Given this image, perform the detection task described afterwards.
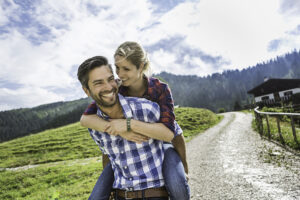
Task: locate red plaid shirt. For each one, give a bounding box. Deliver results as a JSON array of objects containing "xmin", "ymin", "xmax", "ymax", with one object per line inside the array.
[{"xmin": 83, "ymin": 77, "xmax": 176, "ymax": 134}]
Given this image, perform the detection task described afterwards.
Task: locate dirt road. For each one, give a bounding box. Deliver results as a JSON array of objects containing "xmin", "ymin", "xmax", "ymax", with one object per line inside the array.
[{"xmin": 187, "ymin": 112, "xmax": 300, "ymax": 200}]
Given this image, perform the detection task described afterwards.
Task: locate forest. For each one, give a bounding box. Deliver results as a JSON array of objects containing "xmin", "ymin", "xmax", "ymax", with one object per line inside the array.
[
  {"xmin": 159, "ymin": 50, "xmax": 300, "ymax": 112},
  {"xmin": 1, "ymin": 50, "xmax": 300, "ymax": 142}
]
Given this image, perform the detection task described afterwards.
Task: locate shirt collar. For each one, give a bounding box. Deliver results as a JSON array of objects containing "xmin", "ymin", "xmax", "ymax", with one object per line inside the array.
[{"xmin": 118, "ymin": 94, "xmax": 133, "ymax": 118}]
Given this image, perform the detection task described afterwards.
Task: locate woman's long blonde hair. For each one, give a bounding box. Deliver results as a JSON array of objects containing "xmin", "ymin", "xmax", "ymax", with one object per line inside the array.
[{"xmin": 114, "ymin": 41, "xmax": 152, "ymax": 76}]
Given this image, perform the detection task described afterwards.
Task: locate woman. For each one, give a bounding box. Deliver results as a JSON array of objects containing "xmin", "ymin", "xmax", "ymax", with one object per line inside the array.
[{"xmin": 81, "ymin": 41, "xmax": 190, "ymax": 200}]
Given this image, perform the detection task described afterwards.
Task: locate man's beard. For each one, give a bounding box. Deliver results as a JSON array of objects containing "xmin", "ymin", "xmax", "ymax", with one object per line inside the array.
[{"xmin": 90, "ymin": 88, "xmax": 118, "ymax": 108}]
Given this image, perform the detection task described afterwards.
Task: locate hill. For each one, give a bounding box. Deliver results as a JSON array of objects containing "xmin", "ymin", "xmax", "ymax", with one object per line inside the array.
[
  {"xmin": 157, "ymin": 50, "xmax": 300, "ymax": 112},
  {"xmin": 0, "ymin": 98, "xmax": 92, "ymax": 142},
  {"xmin": 1, "ymin": 50, "xmax": 300, "ymax": 142},
  {"xmin": 0, "ymin": 107, "xmax": 222, "ymax": 199}
]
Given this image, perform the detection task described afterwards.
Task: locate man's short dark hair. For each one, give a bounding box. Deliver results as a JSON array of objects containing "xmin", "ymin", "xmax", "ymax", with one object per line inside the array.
[{"xmin": 77, "ymin": 56, "xmax": 113, "ymax": 89}]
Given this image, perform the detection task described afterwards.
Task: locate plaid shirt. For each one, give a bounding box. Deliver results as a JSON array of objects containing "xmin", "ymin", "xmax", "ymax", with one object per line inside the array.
[
  {"xmin": 89, "ymin": 94, "xmax": 165, "ymax": 191},
  {"xmin": 84, "ymin": 77, "xmax": 182, "ymax": 137}
]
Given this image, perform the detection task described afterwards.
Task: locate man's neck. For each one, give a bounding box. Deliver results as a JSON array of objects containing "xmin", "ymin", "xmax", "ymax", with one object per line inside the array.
[{"xmin": 97, "ymin": 101, "xmax": 123, "ymax": 119}]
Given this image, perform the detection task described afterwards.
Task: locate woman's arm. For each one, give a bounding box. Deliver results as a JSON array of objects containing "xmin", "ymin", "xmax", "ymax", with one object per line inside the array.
[
  {"xmin": 80, "ymin": 115, "xmax": 150, "ymax": 143},
  {"xmin": 131, "ymin": 120, "xmax": 173, "ymax": 142},
  {"xmin": 156, "ymin": 80, "xmax": 189, "ymax": 173},
  {"xmin": 106, "ymin": 119, "xmax": 173, "ymax": 142},
  {"xmin": 172, "ymin": 134, "xmax": 188, "ymax": 174},
  {"xmin": 80, "ymin": 114, "xmax": 109, "ymax": 132}
]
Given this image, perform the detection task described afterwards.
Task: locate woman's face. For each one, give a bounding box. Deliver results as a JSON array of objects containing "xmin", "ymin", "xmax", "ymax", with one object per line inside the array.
[{"xmin": 114, "ymin": 55, "xmax": 143, "ymax": 87}]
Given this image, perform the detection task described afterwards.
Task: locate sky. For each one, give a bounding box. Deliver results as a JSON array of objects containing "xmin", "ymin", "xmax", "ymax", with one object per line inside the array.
[{"xmin": 0, "ymin": 0, "xmax": 300, "ymax": 111}]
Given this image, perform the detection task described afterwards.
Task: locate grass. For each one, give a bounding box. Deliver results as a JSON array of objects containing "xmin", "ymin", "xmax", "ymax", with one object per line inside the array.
[
  {"xmin": 0, "ymin": 158, "xmax": 102, "ymax": 200},
  {"xmin": 0, "ymin": 107, "xmax": 222, "ymax": 200},
  {"xmin": 252, "ymin": 114, "xmax": 300, "ymax": 150},
  {"xmin": 175, "ymin": 107, "xmax": 223, "ymax": 141},
  {"xmin": 0, "ymin": 123, "xmax": 99, "ymax": 168}
]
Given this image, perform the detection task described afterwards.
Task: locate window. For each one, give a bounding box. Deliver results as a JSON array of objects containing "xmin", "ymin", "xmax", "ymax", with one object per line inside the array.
[
  {"xmin": 284, "ymin": 91, "xmax": 293, "ymax": 96},
  {"xmin": 261, "ymin": 96, "xmax": 269, "ymax": 100}
]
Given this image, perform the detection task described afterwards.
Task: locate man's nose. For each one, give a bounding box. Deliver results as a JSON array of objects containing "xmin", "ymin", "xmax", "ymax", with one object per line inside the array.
[{"xmin": 103, "ymin": 81, "xmax": 113, "ymax": 91}]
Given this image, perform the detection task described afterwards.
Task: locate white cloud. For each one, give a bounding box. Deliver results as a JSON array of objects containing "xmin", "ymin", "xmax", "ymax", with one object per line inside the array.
[
  {"xmin": 142, "ymin": 0, "xmax": 300, "ymax": 70},
  {"xmin": 0, "ymin": 0, "xmax": 155, "ymax": 110},
  {"xmin": 0, "ymin": 0, "xmax": 18, "ymax": 26},
  {"xmin": 0, "ymin": 87, "xmax": 64, "ymax": 110},
  {"xmin": 0, "ymin": 0, "xmax": 300, "ymax": 110}
]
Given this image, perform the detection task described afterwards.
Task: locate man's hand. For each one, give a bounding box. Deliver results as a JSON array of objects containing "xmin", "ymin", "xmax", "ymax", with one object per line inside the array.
[
  {"xmin": 104, "ymin": 119, "xmax": 149, "ymax": 143},
  {"xmin": 104, "ymin": 119, "xmax": 127, "ymax": 136},
  {"xmin": 119, "ymin": 131, "xmax": 149, "ymax": 143}
]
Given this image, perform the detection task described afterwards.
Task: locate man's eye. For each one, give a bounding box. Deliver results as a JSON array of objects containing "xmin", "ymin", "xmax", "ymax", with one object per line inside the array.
[{"xmin": 124, "ymin": 68, "xmax": 130, "ymax": 71}]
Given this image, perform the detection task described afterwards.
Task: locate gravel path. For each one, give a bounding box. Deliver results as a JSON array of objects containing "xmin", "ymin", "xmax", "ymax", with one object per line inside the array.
[{"xmin": 187, "ymin": 112, "xmax": 300, "ymax": 200}]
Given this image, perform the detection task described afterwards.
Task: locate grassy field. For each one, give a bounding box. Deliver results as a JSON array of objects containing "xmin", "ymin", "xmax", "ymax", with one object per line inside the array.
[{"xmin": 0, "ymin": 107, "xmax": 223, "ymax": 200}]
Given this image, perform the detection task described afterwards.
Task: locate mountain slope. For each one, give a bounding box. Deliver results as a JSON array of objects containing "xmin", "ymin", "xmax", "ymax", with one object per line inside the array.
[
  {"xmin": 157, "ymin": 50, "xmax": 300, "ymax": 112},
  {"xmin": 0, "ymin": 98, "xmax": 92, "ymax": 142}
]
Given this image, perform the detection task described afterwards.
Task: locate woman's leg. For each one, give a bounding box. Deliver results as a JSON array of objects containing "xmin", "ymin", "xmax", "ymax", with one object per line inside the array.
[
  {"xmin": 163, "ymin": 143, "xmax": 190, "ymax": 200},
  {"xmin": 89, "ymin": 163, "xmax": 114, "ymax": 200}
]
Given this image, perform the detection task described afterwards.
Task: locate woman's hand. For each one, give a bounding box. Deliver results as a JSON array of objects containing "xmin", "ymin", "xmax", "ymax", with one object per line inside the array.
[
  {"xmin": 104, "ymin": 119, "xmax": 149, "ymax": 143},
  {"xmin": 104, "ymin": 119, "xmax": 127, "ymax": 136},
  {"xmin": 119, "ymin": 131, "xmax": 149, "ymax": 143}
]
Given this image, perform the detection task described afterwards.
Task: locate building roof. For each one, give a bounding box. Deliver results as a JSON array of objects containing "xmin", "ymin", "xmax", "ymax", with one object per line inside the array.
[{"xmin": 247, "ymin": 78, "xmax": 300, "ymax": 97}]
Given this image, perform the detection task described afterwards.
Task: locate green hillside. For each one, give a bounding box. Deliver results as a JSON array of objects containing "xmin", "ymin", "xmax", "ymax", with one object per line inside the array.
[
  {"xmin": 0, "ymin": 98, "xmax": 91, "ymax": 142},
  {"xmin": 0, "ymin": 107, "xmax": 223, "ymax": 200}
]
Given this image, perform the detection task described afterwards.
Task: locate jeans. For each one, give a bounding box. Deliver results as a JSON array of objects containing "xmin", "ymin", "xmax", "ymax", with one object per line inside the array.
[
  {"xmin": 115, "ymin": 197, "xmax": 168, "ymax": 200},
  {"xmin": 89, "ymin": 163, "xmax": 114, "ymax": 200},
  {"xmin": 89, "ymin": 144, "xmax": 190, "ymax": 200},
  {"xmin": 162, "ymin": 143, "xmax": 190, "ymax": 200}
]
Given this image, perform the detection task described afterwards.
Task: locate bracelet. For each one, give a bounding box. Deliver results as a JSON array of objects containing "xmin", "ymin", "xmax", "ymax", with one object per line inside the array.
[{"xmin": 126, "ymin": 118, "xmax": 132, "ymax": 131}]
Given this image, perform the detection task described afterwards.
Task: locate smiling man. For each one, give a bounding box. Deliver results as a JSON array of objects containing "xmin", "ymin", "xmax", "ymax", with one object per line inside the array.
[{"xmin": 77, "ymin": 56, "xmax": 172, "ymax": 199}]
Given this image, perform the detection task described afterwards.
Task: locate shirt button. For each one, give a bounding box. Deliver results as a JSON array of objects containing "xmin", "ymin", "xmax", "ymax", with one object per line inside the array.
[
  {"xmin": 121, "ymin": 151, "xmax": 124, "ymax": 154},
  {"xmin": 124, "ymin": 166, "xmax": 128, "ymax": 169},
  {"xmin": 129, "ymin": 178, "xmax": 133, "ymax": 181}
]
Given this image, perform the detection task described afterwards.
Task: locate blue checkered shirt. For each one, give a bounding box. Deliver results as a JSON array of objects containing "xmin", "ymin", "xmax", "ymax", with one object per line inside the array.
[{"xmin": 89, "ymin": 94, "xmax": 165, "ymax": 191}]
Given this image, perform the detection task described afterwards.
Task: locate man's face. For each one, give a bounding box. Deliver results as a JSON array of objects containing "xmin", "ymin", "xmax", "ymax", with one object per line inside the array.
[{"xmin": 84, "ymin": 65, "xmax": 118, "ymax": 107}]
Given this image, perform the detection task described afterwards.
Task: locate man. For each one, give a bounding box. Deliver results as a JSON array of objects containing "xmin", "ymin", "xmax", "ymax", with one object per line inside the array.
[{"xmin": 77, "ymin": 56, "xmax": 173, "ymax": 199}]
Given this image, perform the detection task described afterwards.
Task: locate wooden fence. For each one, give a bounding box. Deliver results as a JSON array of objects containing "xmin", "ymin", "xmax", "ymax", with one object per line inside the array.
[{"xmin": 254, "ymin": 107, "xmax": 300, "ymax": 149}]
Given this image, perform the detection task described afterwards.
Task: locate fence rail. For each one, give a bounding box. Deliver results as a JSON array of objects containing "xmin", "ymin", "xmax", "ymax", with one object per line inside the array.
[{"xmin": 254, "ymin": 107, "xmax": 300, "ymax": 149}]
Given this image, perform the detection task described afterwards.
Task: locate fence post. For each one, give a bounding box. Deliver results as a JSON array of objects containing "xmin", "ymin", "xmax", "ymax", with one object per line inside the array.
[
  {"xmin": 265, "ymin": 115, "xmax": 271, "ymax": 139},
  {"xmin": 259, "ymin": 114, "xmax": 264, "ymax": 136},
  {"xmin": 276, "ymin": 117, "xmax": 285, "ymax": 145},
  {"xmin": 290, "ymin": 116, "xmax": 299, "ymax": 147},
  {"xmin": 255, "ymin": 112, "xmax": 261, "ymax": 135}
]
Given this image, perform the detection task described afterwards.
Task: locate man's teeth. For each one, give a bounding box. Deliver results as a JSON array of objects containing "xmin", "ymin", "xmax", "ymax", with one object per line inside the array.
[{"xmin": 102, "ymin": 92, "xmax": 114, "ymax": 97}]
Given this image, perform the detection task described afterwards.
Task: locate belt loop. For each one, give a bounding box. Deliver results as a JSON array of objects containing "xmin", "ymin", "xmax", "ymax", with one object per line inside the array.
[
  {"xmin": 114, "ymin": 190, "xmax": 117, "ymax": 200},
  {"xmin": 142, "ymin": 189, "xmax": 145, "ymax": 200}
]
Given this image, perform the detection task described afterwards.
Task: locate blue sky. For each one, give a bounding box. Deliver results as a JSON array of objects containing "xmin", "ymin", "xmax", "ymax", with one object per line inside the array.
[{"xmin": 0, "ymin": 0, "xmax": 300, "ymax": 111}]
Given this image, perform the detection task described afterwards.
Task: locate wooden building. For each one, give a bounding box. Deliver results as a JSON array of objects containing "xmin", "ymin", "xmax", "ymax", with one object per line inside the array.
[{"xmin": 247, "ymin": 78, "xmax": 300, "ymax": 105}]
